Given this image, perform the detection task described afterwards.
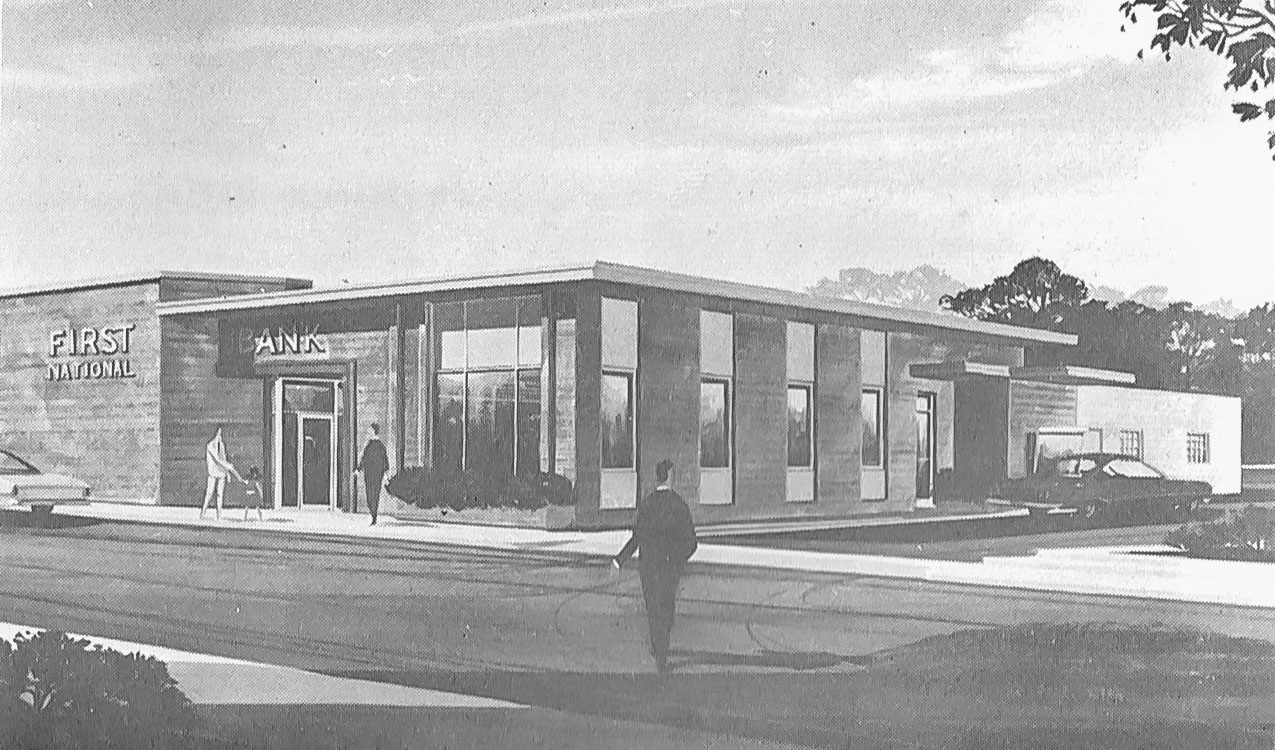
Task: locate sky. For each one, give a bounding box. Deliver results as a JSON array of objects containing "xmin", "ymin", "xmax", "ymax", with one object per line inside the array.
[{"xmin": 2, "ymin": 0, "xmax": 1273, "ymax": 307}]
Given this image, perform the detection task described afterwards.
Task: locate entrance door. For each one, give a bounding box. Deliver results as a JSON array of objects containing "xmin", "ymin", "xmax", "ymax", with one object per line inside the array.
[
  {"xmin": 274, "ymin": 378, "xmax": 339, "ymax": 510},
  {"xmin": 915, "ymin": 393, "xmax": 936, "ymax": 503},
  {"xmin": 300, "ymin": 414, "xmax": 335, "ymax": 507}
]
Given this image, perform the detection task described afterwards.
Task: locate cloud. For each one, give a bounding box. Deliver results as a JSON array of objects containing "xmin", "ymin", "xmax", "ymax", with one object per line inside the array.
[
  {"xmin": 998, "ymin": 0, "xmax": 1142, "ymax": 71},
  {"xmin": 768, "ymin": 0, "xmax": 1140, "ymax": 124},
  {"xmin": 2, "ymin": 43, "xmax": 156, "ymax": 90},
  {"xmin": 212, "ymin": 0, "xmax": 746, "ymax": 51}
]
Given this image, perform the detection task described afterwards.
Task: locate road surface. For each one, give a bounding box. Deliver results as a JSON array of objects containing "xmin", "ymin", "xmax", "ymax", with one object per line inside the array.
[{"xmin": 1, "ymin": 514, "xmax": 1273, "ymax": 748}]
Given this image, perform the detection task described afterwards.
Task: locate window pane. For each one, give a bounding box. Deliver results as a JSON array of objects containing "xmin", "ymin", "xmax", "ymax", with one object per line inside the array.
[
  {"xmin": 516, "ymin": 368, "xmax": 542, "ymax": 476},
  {"xmin": 1188, "ymin": 433, "xmax": 1210, "ymax": 464},
  {"xmin": 465, "ymin": 298, "xmax": 519, "ymax": 369},
  {"xmin": 1119, "ymin": 430, "xmax": 1143, "ymax": 460},
  {"xmin": 466, "ymin": 371, "xmax": 517, "ymax": 475},
  {"xmin": 700, "ymin": 379, "xmax": 730, "ymax": 469},
  {"xmin": 434, "ymin": 373, "xmax": 465, "ymax": 472},
  {"xmin": 861, "ymin": 389, "xmax": 882, "ymax": 467},
  {"xmin": 601, "ymin": 372, "xmax": 634, "ymax": 469},
  {"xmin": 436, "ymin": 301, "xmax": 466, "ymax": 370},
  {"xmin": 284, "ymin": 382, "xmax": 334, "ymax": 413},
  {"xmin": 787, "ymin": 385, "xmax": 812, "ymax": 468},
  {"xmin": 517, "ymin": 325, "xmax": 542, "ymax": 367}
]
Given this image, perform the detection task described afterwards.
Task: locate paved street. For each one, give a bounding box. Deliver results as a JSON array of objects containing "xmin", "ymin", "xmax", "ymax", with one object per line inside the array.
[{"xmin": 2, "ymin": 514, "xmax": 1275, "ymax": 747}]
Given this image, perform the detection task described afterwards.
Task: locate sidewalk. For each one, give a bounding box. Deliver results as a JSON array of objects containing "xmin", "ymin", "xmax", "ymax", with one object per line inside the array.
[
  {"xmin": 0, "ymin": 621, "xmax": 517, "ymax": 709},
  {"xmin": 0, "ymin": 622, "xmax": 807, "ymax": 750},
  {"xmin": 40, "ymin": 501, "xmax": 1275, "ymax": 609}
]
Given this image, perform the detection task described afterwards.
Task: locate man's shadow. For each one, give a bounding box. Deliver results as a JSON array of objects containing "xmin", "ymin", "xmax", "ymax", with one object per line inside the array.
[{"xmin": 664, "ymin": 647, "xmax": 869, "ymax": 672}]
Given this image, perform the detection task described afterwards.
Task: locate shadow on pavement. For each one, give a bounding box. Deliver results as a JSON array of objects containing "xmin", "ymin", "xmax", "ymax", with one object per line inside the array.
[
  {"xmin": 0, "ymin": 509, "xmax": 105, "ymax": 530},
  {"xmin": 666, "ymin": 647, "xmax": 867, "ymax": 672}
]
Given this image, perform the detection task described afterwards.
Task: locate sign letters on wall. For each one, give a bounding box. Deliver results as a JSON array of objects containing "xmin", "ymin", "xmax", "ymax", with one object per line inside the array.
[{"xmin": 46, "ymin": 324, "xmax": 138, "ymax": 382}]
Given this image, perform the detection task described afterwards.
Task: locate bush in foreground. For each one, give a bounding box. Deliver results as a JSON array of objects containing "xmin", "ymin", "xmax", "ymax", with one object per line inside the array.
[
  {"xmin": 386, "ymin": 467, "xmax": 575, "ymax": 511},
  {"xmin": 0, "ymin": 630, "xmax": 195, "ymax": 749},
  {"xmin": 1165, "ymin": 504, "xmax": 1275, "ymax": 562}
]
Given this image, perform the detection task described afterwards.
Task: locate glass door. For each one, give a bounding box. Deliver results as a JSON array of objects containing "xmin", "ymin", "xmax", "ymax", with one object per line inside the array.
[
  {"xmin": 915, "ymin": 394, "xmax": 935, "ymax": 501},
  {"xmin": 274, "ymin": 378, "xmax": 339, "ymax": 510},
  {"xmin": 300, "ymin": 414, "xmax": 334, "ymax": 507}
]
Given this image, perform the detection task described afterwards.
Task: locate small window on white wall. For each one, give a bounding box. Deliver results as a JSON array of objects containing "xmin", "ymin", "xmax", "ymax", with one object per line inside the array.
[
  {"xmin": 1119, "ymin": 429, "xmax": 1144, "ymax": 460},
  {"xmin": 1187, "ymin": 433, "xmax": 1211, "ymax": 464}
]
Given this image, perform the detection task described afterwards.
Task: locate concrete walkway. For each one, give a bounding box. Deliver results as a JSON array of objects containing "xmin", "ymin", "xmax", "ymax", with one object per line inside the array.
[{"xmin": 40, "ymin": 501, "xmax": 1275, "ymax": 609}]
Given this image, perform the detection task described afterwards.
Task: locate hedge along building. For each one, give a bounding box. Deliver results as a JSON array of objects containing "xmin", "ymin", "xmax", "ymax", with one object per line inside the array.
[{"xmin": 0, "ymin": 261, "xmax": 1236, "ymax": 528}]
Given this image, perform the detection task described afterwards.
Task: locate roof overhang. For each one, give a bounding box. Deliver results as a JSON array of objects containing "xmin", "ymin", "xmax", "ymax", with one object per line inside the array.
[
  {"xmin": 153, "ymin": 261, "xmax": 1078, "ymax": 346},
  {"xmin": 0, "ymin": 270, "xmax": 311, "ymax": 302},
  {"xmin": 1010, "ymin": 365, "xmax": 1136, "ymax": 385},
  {"xmin": 909, "ymin": 361, "xmax": 1013, "ymax": 380}
]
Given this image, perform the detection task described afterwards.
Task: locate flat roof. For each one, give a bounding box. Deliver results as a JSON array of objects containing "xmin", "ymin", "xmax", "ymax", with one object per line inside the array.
[
  {"xmin": 909, "ymin": 361, "xmax": 1014, "ymax": 380},
  {"xmin": 153, "ymin": 261, "xmax": 1077, "ymax": 346},
  {"xmin": 0, "ymin": 270, "xmax": 312, "ymax": 301},
  {"xmin": 1011, "ymin": 365, "xmax": 1137, "ymax": 385}
]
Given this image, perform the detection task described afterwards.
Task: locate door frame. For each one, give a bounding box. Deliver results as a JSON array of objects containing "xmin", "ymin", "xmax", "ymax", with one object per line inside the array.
[
  {"xmin": 272, "ymin": 376, "xmax": 342, "ymax": 511},
  {"xmin": 915, "ymin": 392, "xmax": 937, "ymax": 505}
]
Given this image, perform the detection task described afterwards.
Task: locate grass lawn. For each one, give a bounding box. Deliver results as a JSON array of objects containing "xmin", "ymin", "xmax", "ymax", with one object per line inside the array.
[{"xmin": 322, "ymin": 622, "xmax": 1275, "ymax": 749}]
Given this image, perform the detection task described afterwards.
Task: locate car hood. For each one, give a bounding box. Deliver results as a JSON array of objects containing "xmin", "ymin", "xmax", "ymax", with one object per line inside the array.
[{"xmin": 0, "ymin": 473, "xmax": 89, "ymax": 490}]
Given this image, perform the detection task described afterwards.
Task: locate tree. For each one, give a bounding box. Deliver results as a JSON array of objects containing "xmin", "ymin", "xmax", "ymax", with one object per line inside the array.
[
  {"xmin": 939, "ymin": 257, "xmax": 1089, "ymax": 331},
  {"xmin": 1120, "ymin": 0, "xmax": 1275, "ymax": 156}
]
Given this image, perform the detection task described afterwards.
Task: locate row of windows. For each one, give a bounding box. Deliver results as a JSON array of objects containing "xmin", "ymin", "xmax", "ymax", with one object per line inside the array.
[
  {"xmin": 1118, "ymin": 429, "xmax": 1212, "ymax": 464},
  {"xmin": 432, "ymin": 296, "xmax": 893, "ymax": 479}
]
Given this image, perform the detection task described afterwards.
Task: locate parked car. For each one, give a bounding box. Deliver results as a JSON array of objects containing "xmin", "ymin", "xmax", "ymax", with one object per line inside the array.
[
  {"xmin": 0, "ymin": 449, "xmax": 91, "ymax": 521},
  {"xmin": 988, "ymin": 453, "xmax": 1210, "ymax": 525}
]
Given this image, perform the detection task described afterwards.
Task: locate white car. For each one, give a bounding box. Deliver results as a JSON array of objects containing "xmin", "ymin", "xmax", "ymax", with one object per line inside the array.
[{"xmin": 1, "ymin": 449, "xmax": 92, "ymax": 512}]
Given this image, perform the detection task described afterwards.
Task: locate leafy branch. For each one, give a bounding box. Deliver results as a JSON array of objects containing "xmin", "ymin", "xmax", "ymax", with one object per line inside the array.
[{"xmin": 1121, "ymin": 0, "xmax": 1275, "ymax": 154}]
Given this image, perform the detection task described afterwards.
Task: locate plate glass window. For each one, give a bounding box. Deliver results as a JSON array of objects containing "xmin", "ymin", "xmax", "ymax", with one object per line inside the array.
[
  {"xmin": 601, "ymin": 371, "xmax": 634, "ymax": 469},
  {"xmin": 432, "ymin": 296, "xmax": 543, "ymax": 477},
  {"xmin": 700, "ymin": 379, "xmax": 730, "ymax": 469},
  {"xmin": 787, "ymin": 385, "xmax": 813, "ymax": 468},
  {"xmin": 861, "ymin": 389, "xmax": 883, "ymax": 467}
]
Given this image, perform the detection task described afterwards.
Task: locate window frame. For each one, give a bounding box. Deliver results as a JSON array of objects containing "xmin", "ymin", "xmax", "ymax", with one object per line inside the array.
[
  {"xmin": 861, "ymin": 387, "xmax": 885, "ymax": 468},
  {"xmin": 1119, "ymin": 429, "xmax": 1144, "ymax": 460},
  {"xmin": 786, "ymin": 383, "xmax": 814, "ymax": 469},
  {"xmin": 432, "ymin": 295, "xmax": 544, "ymax": 476},
  {"xmin": 600, "ymin": 368, "xmax": 636, "ymax": 470},
  {"xmin": 699, "ymin": 377, "xmax": 732, "ymax": 470},
  {"xmin": 1187, "ymin": 432, "xmax": 1211, "ymax": 464}
]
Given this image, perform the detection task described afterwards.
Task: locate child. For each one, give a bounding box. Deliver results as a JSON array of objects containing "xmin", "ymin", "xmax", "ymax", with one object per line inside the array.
[{"xmin": 243, "ymin": 466, "xmax": 265, "ymax": 522}]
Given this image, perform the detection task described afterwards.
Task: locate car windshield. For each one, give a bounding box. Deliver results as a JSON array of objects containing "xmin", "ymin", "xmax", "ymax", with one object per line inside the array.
[
  {"xmin": 1055, "ymin": 457, "xmax": 1098, "ymax": 477},
  {"xmin": 0, "ymin": 450, "xmax": 39, "ymax": 475},
  {"xmin": 1101, "ymin": 458, "xmax": 1163, "ymax": 479}
]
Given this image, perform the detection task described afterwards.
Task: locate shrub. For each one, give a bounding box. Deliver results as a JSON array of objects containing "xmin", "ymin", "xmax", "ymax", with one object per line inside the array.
[
  {"xmin": 0, "ymin": 630, "xmax": 196, "ymax": 749},
  {"xmin": 1165, "ymin": 504, "xmax": 1275, "ymax": 562},
  {"xmin": 386, "ymin": 467, "xmax": 576, "ymax": 511}
]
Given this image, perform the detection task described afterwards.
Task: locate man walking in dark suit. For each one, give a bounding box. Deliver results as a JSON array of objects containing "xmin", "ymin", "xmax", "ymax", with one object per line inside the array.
[
  {"xmin": 355, "ymin": 423, "xmax": 389, "ymax": 525},
  {"xmin": 612, "ymin": 459, "xmax": 698, "ymax": 673}
]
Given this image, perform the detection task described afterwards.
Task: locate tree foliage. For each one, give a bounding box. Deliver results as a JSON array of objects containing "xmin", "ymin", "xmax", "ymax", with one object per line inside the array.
[
  {"xmin": 941, "ymin": 256, "xmax": 1275, "ymax": 458},
  {"xmin": 1120, "ymin": 0, "xmax": 1275, "ymax": 155},
  {"xmin": 939, "ymin": 257, "xmax": 1089, "ymax": 331}
]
